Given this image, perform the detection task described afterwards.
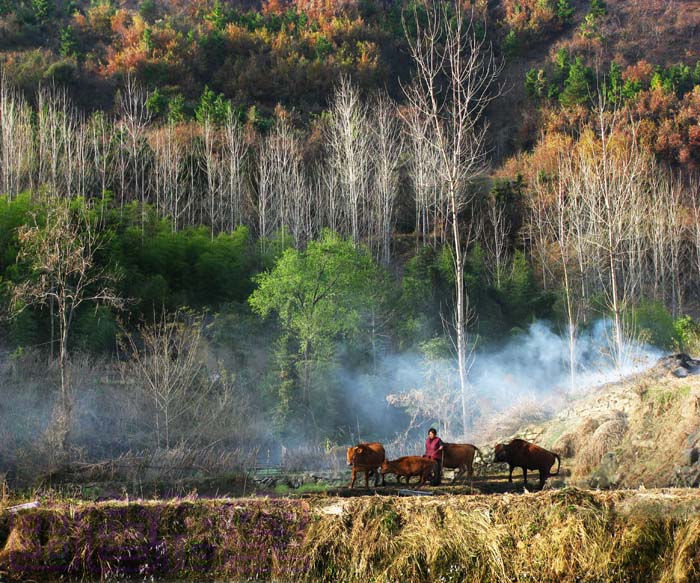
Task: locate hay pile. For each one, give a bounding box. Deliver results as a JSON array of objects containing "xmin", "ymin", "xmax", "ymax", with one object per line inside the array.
[{"xmin": 575, "ymin": 412, "xmax": 629, "ymax": 477}]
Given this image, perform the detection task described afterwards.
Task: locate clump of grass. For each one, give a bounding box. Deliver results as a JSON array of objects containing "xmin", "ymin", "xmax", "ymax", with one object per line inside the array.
[
  {"xmin": 274, "ymin": 482, "xmax": 329, "ymax": 495},
  {"xmin": 661, "ymin": 516, "xmax": 700, "ymax": 583}
]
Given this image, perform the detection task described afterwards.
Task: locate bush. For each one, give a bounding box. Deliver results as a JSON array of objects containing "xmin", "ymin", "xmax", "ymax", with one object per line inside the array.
[
  {"xmin": 627, "ymin": 300, "xmax": 675, "ymax": 349},
  {"xmin": 673, "ymin": 316, "xmax": 700, "ymax": 355}
]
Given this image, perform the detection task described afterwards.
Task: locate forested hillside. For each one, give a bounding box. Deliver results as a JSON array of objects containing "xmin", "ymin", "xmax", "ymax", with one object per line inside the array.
[{"xmin": 1, "ymin": 0, "xmax": 700, "ymax": 484}]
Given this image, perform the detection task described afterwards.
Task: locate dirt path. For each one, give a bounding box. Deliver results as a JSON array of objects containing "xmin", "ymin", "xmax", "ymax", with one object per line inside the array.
[{"xmin": 316, "ymin": 468, "xmax": 568, "ymax": 498}]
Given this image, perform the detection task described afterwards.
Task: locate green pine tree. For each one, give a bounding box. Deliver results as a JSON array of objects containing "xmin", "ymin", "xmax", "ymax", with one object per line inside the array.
[
  {"xmin": 560, "ymin": 57, "xmax": 592, "ymax": 107},
  {"xmin": 59, "ymin": 26, "xmax": 78, "ymax": 58},
  {"xmin": 556, "ymin": 0, "xmax": 575, "ymax": 22},
  {"xmin": 31, "ymin": 0, "xmax": 53, "ymax": 23}
]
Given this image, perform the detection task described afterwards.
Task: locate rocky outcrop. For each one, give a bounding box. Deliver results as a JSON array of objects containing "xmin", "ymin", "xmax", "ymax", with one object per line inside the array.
[{"xmin": 656, "ymin": 353, "xmax": 700, "ymax": 378}]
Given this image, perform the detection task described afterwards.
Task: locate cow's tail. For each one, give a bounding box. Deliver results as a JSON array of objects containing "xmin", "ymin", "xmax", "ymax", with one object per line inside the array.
[{"xmin": 551, "ymin": 453, "xmax": 561, "ymax": 476}]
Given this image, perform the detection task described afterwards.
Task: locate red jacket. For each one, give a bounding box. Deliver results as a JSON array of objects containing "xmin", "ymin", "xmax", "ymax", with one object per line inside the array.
[{"xmin": 424, "ymin": 436, "xmax": 444, "ymax": 460}]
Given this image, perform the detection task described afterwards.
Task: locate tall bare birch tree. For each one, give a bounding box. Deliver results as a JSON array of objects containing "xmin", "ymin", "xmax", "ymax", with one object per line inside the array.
[
  {"xmin": 117, "ymin": 76, "xmax": 152, "ymax": 230},
  {"xmin": 370, "ymin": 93, "xmax": 403, "ymax": 265},
  {"xmin": 404, "ymin": 1, "xmax": 502, "ymax": 434},
  {"xmin": 403, "ymin": 103, "xmax": 443, "ymax": 247},
  {"xmin": 0, "ymin": 77, "xmax": 33, "ymax": 197},
  {"xmin": 326, "ymin": 76, "xmax": 372, "ymax": 245},
  {"xmin": 223, "ymin": 113, "xmax": 248, "ymax": 231},
  {"xmin": 484, "ymin": 193, "xmax": 510, "ymax": 288},
  {"xmin": 576, "ymin": 106, "xmax": 648, "ymax": 367},
  {"xmin": 551, "ymin": 154, "xmax": 582, "ymax": 392}
]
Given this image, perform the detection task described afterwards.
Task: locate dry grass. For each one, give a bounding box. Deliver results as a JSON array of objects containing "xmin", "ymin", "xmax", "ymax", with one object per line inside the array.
[
  {"xmin": 40, "ymin": 445, "xmax": 254, "ymax": 484},
  {"xmin": 3, "ymin": 489, "xmax": 700, "ymax": 582},
  {"xmin": 303, "ymin": 488, "xmax": 700, "ymax": 583},
  {"xmin": 660, "ymin": 516, "xmax": 700, "ymax": 583}
]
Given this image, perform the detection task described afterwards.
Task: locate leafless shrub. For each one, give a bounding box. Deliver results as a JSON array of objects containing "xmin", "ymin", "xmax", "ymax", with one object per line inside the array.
[
  {"xmin": 477, "ymin": 397, "xmax": 555, "ymax": 443},
  {"xmin": 56, "ymin": 446, "xmax": 254, "ymax": 483}
]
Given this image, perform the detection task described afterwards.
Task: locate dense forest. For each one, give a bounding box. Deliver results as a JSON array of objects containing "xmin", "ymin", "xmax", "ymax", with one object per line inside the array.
[{"xmin": 1, "ymin": 0, "xmax": 700, "ymax": 482}]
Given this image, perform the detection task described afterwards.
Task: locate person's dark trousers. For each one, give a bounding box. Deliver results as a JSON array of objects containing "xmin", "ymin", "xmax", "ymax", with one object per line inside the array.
[{"xmin": 430, "ymin": 458, "xmax": 442, "ymax": 486}]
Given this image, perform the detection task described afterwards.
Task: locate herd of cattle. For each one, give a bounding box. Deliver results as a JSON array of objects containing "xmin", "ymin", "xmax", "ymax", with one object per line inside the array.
[{"xmin": 346, "ymin": 438, "xmax": 561, "ymax": 490}]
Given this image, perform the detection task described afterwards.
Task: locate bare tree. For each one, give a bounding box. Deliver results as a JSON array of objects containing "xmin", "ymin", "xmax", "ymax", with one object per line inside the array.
[
  {"xmin": 404, "ymin": 1, "xmax": 503, "ymax": 435},
  {"xmin": 691, "ymin": 174, "xmax": 700, "ymax": 298},
  {"xmin": 551, "ymin": 154, "xmax": 583, "ymax": 392},
  {"xmin": 199, "ymin": 116, "xmax": 232, "ymax": 235},
  {"xmin": 576, "ymin": 105, "xmax": 648, "ymax": 367},
  {"xmin": 326, "ymin": 76, "xmax": 372, "ymax": 245},
  {"xmin": 223, "ymin": 112, "xmax": 249, "ymax": 231},
  {"xmin": 120, "ymin": 310, "xmax": 216, "ymax": 449},
  {"xmin": 257, "ymin": 118, "xmax": 307, "ymax": 247},
  {"xmin": 88, "ymin": 111, "xmax": 113, "ymax": 205},
  {"xmin": 370, "ymin": 93, "xmax": 404, "ymax": 265},
  {"xmin": 11, "ymin": 199, "xmax": 123, "ymax": 455},
  {"xmin": 0, "ymin": 76, "xmax": 33, "ymax": 197},
  {"xmin": 404, "ymin": 104, "xmax": 437, "ymax": 246},
  {"xmin": 483, "ymin": 193, "xmax": 510, "ymax": 288},
  {"xmin": 117, "ymin": 76, "xmax": 152, "ymax": 230}
]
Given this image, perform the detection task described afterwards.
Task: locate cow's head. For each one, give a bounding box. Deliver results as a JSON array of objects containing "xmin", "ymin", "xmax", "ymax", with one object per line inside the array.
[
  {"xmin": 494, "ymin": 443, "xmax": 507, "ymax": 462},
  {"xmin": 380, "ymin": 459, "xmax": 390, "ymax": 473},
  {"xmin": 347, "ymin": 446, "xmax": 363, "ymax": 466}
]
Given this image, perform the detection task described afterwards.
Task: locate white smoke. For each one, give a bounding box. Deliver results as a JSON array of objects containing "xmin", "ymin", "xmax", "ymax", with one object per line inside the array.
[
  {"xmin": 342, "ymin": 319, "xmax": 661, "ymax": 442},
  {"xmin": 470, "ymin": 319, "xmax": 661, "ymax": 404}
]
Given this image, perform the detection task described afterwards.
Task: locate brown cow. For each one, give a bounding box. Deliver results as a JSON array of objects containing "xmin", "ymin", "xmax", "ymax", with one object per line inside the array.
[
  {"xmin": 347, "ymin": 442, "xmax": 386, "ymax": 488},
  {"xmin": 380, "ymin": 456, "xmax": 437, "ymax": 489},
  {"xmin": 494, "ymin": 438, "xmax": 561, "ymax": 489},
  {"xmin": 442, "ymin": 443, "xmax": 483, "ymax": 482}
]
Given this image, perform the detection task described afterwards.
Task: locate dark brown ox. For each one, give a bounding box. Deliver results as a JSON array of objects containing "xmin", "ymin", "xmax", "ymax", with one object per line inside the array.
[
  {"xmin": 442, "ymin": 443, "xmax": 483, "ymax": 482},
  {"xmin": 494, "ymin": 438, "xmax": 561, "ymax": 489},
  {"xmin": 346, "ymin": 442, "xmax": 386, "ymax": 488},
  {"xmin": 380, "ymin": 456, "xmax": 436, "ymax": 489}
]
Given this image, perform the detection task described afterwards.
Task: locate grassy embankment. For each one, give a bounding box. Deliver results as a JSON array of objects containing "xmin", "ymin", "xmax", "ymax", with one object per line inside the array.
[
  {"xmin": 527, "ymin": 365, "xmax": 700, "ymax": 490},
  {"xmin": 2, "ymin": 488, "xmax": 700, "ymax": 582}
]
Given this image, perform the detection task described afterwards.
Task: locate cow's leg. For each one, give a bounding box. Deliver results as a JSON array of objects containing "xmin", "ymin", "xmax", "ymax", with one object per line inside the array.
[
  {"xmin": 523, "ymin": 468, "xmax": 528, "ymax": 485},
  {"xmin": 364, "ymin": 469, "xmax": 370, "ymax": 489},
  {"xmin": 467, "ymin": 461, "xmax": 474, "ymax": 479},
  {"xmin": 508, "ymin": 465, "xmax": 514, "ymax": 483},
  {"xmin": 453, "ymin": 465, "xmax": 464, "ymax": 483},
  {"xmin": 539, "ymin": 470, "xmax": 547, "ymax": 489},
  {"xmin": 350, "ymin": 468, "xmax": 356, "ymax": 489}
]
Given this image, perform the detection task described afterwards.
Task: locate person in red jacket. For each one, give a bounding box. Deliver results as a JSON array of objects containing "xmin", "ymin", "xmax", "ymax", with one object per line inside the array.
[{"xmin": 424, "ymin": 427, "xmax": 444, "ymax": 486}]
